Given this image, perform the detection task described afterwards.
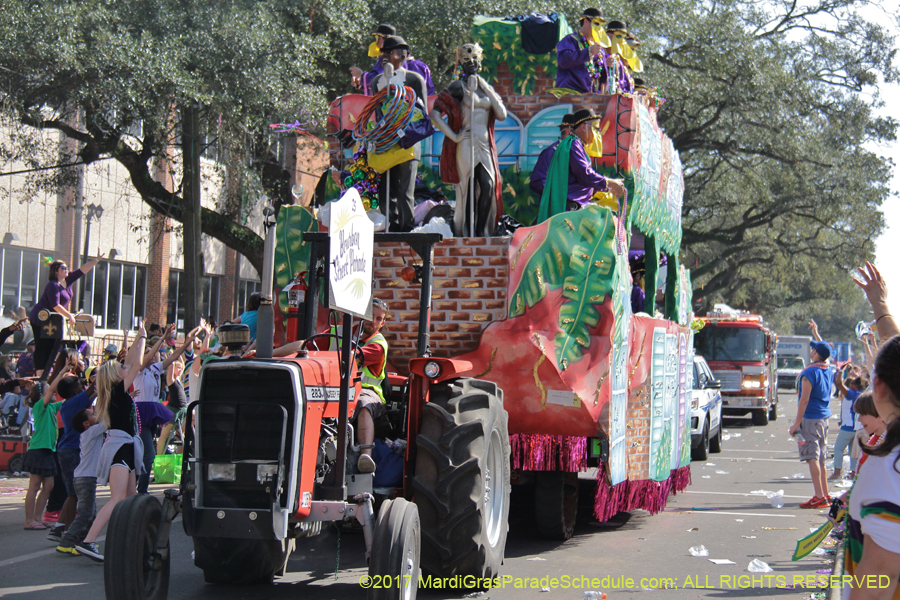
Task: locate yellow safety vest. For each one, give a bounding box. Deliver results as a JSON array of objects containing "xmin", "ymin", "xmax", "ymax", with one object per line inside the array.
[{"xmin": 330, "ymin": 326, "xmax": 388, "ymax": 402}]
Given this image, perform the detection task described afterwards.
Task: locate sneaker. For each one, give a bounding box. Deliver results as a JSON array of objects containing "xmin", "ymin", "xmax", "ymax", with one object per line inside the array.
[
  {"xmin": 800, "ymin": 496, "xmax": 829, "ymax": 509},
  {"xmin": 357, "ymin": 454, "xmax": 376, "ymax": 474},
  {"xmin": 47, "ymin": 525, "xmax": 64, "ymax": 543},
  {"xmin": 42, "ymin": 510, "xmax": 60, "ymax": 523},
  {"xmin": 75, "ymin": 541, "xmax": 103, "ymax": 562},
  {"xmin": 828, "ymin": 472, "xmax": 843, "ymax": 481},
  {"xmin": 56, "ymin": 545, "xmax": 80, "ymax": 557}
]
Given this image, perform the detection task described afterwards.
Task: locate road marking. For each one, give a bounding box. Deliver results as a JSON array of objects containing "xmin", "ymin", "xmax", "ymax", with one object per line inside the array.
[
  {"xmin": 684, "ymin": 490, "xmax": 809, "ymax": 500},
  {"xmin": 721, "ymin": 449, "xmax": 795, "ymax": 454},
  {"xmin": 0, "ymin": 583, "xmax": 88, "ymax": 595},
  {"xmin": 673, "ymin": 510, "xmax": 797, "ymax": 518},
  {"xmin": 715, "ymin": 457, "xmax": 800, "ymax": 463},
  {"xmin": 0, "ymin": 535, "xmax": 104, "ymax": 569},
  {"xmin": 0, "ymin": 515, "xmax": 181, "ymax": 569}
]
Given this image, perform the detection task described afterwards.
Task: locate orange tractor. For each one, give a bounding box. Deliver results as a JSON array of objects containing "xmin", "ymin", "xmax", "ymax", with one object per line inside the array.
[{"xmin": 102, "ymin": 221, "xmax": 510, "ymax": 600}]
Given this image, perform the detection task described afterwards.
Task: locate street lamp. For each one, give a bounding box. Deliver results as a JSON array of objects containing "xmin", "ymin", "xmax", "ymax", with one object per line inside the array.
[{"xmin": 75, "ymin": 203, "xmax": 104, "ymax": 313}]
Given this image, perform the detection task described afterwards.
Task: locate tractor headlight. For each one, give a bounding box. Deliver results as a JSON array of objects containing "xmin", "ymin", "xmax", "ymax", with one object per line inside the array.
[
  {"xmin": 208, "ymin": 463, "xmax": 236, "ymax": 482},
  {"xmin": 423, "ymin": 361, "xmax": 441, "ymax": 379},
  {"xmin": 256, "ymin": 464, "xmax": 278, "ymax": 483}
]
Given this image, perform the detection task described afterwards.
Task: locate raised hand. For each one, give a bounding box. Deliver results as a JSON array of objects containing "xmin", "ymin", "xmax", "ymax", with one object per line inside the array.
[{"xmin": 854, "ymin": 262, "xmax": 888, "ymax": 311}]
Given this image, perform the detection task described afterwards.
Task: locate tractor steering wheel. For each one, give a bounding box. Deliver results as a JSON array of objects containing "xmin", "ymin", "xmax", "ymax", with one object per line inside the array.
[{"xmin": 300, "ymin": 333, "xmax": 360, "ymax": 354}]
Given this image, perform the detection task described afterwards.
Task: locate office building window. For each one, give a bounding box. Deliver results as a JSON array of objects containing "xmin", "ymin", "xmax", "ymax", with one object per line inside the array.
[
  {"xmin": 237, "ymin": 279, "xmax": 261, "ymax": 315},
  {"xmin": 0, "ymin": 246, "xmax": 45, "ymax": 318},
  {"xmin": 166, "ymin": 271, "xmax": 220, "ymax": 328},
  {"xmin": 77, "ymin": 261, "xmax": 146, "ymax": 330}
]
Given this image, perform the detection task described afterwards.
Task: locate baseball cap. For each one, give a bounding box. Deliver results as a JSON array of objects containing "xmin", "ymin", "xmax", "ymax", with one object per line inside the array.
[
  {"xmin": 25, "ymin": 338, "xmax": 35, "ymax": 346},
  {"xmin": 810, "ymin": 340, "xmax": 832, "ymax": 360},
  {"xmin": 104, "ymin": 344, "xmax": 118, "ymax": 354}
]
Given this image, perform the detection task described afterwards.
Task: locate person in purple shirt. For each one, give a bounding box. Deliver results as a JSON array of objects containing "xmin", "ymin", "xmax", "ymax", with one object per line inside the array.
[
  {"xmin": 604, "ymin": 21, "xmax": 635, "ymax": 95},
  {"xmin": 29, "ymin": 253, "xmax": 104, "ymax": 376},
  {"xmin": 556, "ymin": 8, "xmax": 608, "ymax": 94},
  {"xmin": 349, "ymin": 24, "xmax": 435, "ymax": 97},
  {"xmin": 566, "ymin": 109, "xmax": 625, "ymax": 206},
  {"xmin": 537, "ymin": 108, "xmax": 626, "ymax": 222},
  {"xmin": 530, "ymin": 113, "xmax": 575, "ymax": 197}
]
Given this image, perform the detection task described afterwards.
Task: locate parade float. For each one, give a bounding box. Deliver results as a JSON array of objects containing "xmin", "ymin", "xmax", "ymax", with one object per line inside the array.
[{"xmin": 281, "ymin": 13, "xmax": 694, "ymax": 536}]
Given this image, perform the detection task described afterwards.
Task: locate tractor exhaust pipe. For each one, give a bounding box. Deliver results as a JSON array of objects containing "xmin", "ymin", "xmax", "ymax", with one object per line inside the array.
[{"xmin": 257, "ymin": 206, "xmax": 277, "ymax": 359}]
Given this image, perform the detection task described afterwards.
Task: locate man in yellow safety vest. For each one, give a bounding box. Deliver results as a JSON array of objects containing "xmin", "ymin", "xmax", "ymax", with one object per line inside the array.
[{"xmin": 349, "ymin": 299, "xmax": 389, "ymax": 473}]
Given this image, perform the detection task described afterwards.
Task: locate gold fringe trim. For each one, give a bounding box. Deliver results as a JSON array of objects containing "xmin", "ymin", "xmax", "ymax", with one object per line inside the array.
[
  {"xmin": 511, "ymin": 231, "xmax": 534, "ymax": 271},
  {"xmin": 594, "ymin": 369, "xmax": 609, "ymax": 406},
  {"xmin": 534, "ymin": 355, "xmax": 547, "ymax": 408},
  {"xmin": 473, "ymin": 347, "xmax": 498, "ymax": 378}
]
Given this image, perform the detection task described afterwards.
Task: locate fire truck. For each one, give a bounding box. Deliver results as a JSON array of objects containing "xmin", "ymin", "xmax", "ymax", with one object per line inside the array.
[{"xmin": 694, "ymin": 304, "xmax": 777, "ymax": 425}]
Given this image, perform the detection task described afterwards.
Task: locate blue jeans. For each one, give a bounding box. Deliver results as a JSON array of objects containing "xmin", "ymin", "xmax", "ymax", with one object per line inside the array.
[
  {"xmin": 59, "ymin": 477, "xmax": 96, "ymax": 547},
  {"xmin": 833, "ymin": 429, "xmax": 858, "ymax": 472},
  {"xmin": 137, "ymin": 427, "xmax": 155, "ymax": 494},
  {"xmin": 57, "ymin": 448, "xmax": 81, "ymax": 497}
]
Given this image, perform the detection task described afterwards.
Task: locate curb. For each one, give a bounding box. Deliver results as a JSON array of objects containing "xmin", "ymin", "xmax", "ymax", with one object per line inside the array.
[{"xmin": 829, "ymin": 538, "xmax": 844, "ymax": 600}]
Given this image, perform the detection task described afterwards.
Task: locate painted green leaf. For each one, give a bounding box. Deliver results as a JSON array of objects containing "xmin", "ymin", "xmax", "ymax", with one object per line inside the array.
[
  {"xmin": 509, "ymin": 206, "xmax": 618, "ymax": 367},
  {"xmin": 273, "ymin": 205, "xmax": 316, "ymax": 320}
]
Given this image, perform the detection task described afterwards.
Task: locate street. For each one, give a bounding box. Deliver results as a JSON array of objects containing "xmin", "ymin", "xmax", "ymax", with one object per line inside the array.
[{"xmin": 0, "ymin": 390, "xmax": 842, "ymax": 599}]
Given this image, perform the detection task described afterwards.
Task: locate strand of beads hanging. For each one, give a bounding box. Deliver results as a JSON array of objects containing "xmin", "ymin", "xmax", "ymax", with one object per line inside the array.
[
  {"xmin": 606, "ymin": 55, "xmax": 618, "ymax": 95},
  {"xmin": 352, "ymin": 84, "xmax": 416, "ymax": 154},
  {"xmin": 456, "ymin": 63, "xmax": 466, "ymax": 80},
  {"xmin": 345, "ymin": 147, "xmax": 380, "ymax": 211},
  {"xmin": 580, "ymin": 35, "xmax": 604, "ymax": 92}
]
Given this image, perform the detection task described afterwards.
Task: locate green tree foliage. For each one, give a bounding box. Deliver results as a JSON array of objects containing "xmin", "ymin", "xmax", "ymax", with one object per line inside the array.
[
  {"xmin": 0, "ymin": 0, "xmax": 895, "ymax": 326},
  {"xmin": 0, "ymin": 0, "xmax": 371, "ymax": 272},
  {"xmin": 362, "ymin": 0, "xmax": 897, "ymax": 329}
]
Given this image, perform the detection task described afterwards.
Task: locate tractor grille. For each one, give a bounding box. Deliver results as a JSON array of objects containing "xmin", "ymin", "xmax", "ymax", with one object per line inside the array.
[
  {"xmin": 200, "ymin": 403, "xmax": 286, "ymax": 461},
  {"xmin": 712, "ymin": 370, "xmax": 741, "ymax": 392},
  {"xmin": 196, "ymin": 364, "xmax": 300, "ymax": 510}
]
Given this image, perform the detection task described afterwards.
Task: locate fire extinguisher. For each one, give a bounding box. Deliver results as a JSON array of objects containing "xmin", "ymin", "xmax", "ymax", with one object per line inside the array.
[{"xmin": 284, "ymin": 271, "xmax": 308, "ymax": 343}]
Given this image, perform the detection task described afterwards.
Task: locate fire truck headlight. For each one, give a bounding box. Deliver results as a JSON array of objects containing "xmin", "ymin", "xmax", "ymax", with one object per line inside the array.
[
  {"xmin": 208, "ymin": 463, "xmax": 236, "ymax": 482},
  {"xmin": 742, "ymin": 374, "xmax": 763, "ymax": 389}
]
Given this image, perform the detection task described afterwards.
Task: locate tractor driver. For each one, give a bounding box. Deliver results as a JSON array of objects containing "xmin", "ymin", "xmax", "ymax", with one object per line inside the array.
[{"xmin": 351, "ymin": 298, "xmax": 389, "ymax": 474}]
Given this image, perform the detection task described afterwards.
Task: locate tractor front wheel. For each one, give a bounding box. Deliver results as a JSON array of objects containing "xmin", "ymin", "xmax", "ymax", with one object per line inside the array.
[
  {"xmin": 368, "ymin": 497, "xmax": 420, "ymax": 600},
  {"xmin": 104, "ymin": 494, "xmax": 170, "ymax": 600},
  {"xmin": 413, "ymin": 378, "xmax": 510, "ymax": 580}
]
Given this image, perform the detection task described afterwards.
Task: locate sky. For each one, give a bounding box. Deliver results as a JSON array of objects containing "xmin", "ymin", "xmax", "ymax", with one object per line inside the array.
[{"xmin": 869, "ymin": 7, "xmax": 899, "ymax": 296}]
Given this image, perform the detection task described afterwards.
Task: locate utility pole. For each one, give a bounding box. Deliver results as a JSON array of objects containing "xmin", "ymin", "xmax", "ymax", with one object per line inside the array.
[{"xmin": 181, "ymin": 103, "xmax": 203, "ymax": 331}]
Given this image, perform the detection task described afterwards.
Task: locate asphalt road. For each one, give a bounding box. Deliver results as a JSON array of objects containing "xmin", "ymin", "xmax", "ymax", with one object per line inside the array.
[{"xmin": 0, "ymin": 390, "xmax": 844, "ymax": 599}]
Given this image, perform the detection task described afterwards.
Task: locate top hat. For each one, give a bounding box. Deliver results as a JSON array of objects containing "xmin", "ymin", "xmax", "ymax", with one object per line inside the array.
[
  {"xmin": 581, "ymin": 8, "xmax": 604, "ymax": 22},
  {"xmin": 372, "ymin": 24, "xmax": 396, "ymax": 37},
  {"xmin": 572, "ymin": 108, "xmax": 603, "ymax": 128},
  {"xmin": 381, "ymin": 35, "xmax": 410, "ymax": 52}
]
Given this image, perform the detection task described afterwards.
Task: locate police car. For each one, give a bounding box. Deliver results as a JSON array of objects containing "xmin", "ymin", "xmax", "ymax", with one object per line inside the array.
[{"xmin": 691, "ymin": 355, "xmax": 723, "ymax": 461}]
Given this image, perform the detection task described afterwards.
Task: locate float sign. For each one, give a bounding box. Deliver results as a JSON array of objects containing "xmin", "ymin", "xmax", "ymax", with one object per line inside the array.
[{"xmin": 328, "ymin": 188, "xmax": 374, "ymax": 320}]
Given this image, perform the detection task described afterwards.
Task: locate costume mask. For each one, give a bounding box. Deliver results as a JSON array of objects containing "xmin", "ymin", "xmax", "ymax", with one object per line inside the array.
[
  {"xmin": 456, "ymin": 43, "xmax": 484, "ymax": 78},
  {"xmin": 368, "ymin": 34, "xmax": 384, "ymax": 57},
  {"xmin": 589, "ymin": 19, "xmax": 611, "ymax": 48},
  {"xmin": 624, "ymin": 34, "xmax": 644, "ymax": 72}
]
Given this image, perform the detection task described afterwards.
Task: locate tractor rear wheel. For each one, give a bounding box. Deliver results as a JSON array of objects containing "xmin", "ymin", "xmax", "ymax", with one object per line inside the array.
[
  {"xmin": 413, "ymin": 378, "xmax": 510, "ymax": 580},
  {"xmin": 368, "ymin": 498, "xmax": 420, "ymax": 600},
  {"xmin": 534, "ymin": 471, "xmax": 578, "ymax": 540},
  {"xmin": 104, "ymin": 494, "xmax": 170, "ymax": 600},
  {"xmin": 194, "ymin": 537, "xmax": 288, "ymax": 585}
]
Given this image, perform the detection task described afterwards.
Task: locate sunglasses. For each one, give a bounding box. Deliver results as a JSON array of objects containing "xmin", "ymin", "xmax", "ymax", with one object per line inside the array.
[{"xmin": 59, "ymin": 265, "xmax": 69, "ymax": 271}]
